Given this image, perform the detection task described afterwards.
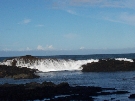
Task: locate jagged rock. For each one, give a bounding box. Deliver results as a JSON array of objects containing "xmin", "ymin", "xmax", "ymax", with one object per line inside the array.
[
  {"xmin": 42, "ymin": 81, "xmax": 56, "ymax": 87},
  {"xmin": 82, "ymin": 59, "xmax": 135, "ymax": 72},
  {"xmin": 18, "ymin": 55, "xmax": 41, "ymax": 63},
  {"xmin": 56, "ymin": 82, "xmax": 69, "ymax": 88},
  {"xmin": 0, "ymin": 65, "xmax": 39, "ymax": 79},
  {"xmin": 11, "ymin": 59, "xmax": 17, "ymax": 66},
  {"xmin": 129, "ymin": 94, "xmax": 135, "ymax": 98},
  {"xmin": 3, "ymin": 55, "xmax": 42, "ymax": 66},
  {"xmin": 0, "ymin": 81, "xmax": 129, "ymax": 100}
]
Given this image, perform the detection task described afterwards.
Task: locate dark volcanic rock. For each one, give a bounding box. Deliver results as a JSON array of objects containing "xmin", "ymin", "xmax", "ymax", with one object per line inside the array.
[
  {"xmin": 129, "ymin": 94, "xmax": 135, "ymax": 98},
  {"xmin": 0, "ymin": 81, "xmax": 129, "ymax": 101},
  {"xmin": 0, "ymin": 65, "xmax": 39, "ymax": 79},
  {"xmin": 0, "ymin": 55, "xmax": 41, "ymax": 79},
  {"xmin": 11, "ymin": 59, "xmax": 17, "ymax": 66},
  {"xmin": 18, "ymin": 55, "xmax": 41, "ymax": 63},
  {"xmin": 82, "ymin": 59, "xmax": 135, "ymax": 72},
  {"xmin": 4, "ymin": 55, "xmax": 42, "ymax": 66}
]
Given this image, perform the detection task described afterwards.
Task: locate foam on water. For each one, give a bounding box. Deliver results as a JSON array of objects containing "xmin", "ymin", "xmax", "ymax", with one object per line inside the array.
[
  {"xmin": 0, "ymin": 57, "xmax": 134, "ymax": 72},
  {"xmin": 0, "ymin": 58, "xmax": 99, "ymax": 72},
  {"xmin": 115, "ymin": 58, "xmax": 134, "ymax": 62}
]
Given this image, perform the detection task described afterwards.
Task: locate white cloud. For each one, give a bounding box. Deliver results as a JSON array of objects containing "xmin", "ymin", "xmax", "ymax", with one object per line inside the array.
[
  {"xmin": 49, "ymin": 0, "xmax": 135, "ymax": 26},
  {"xmin": 103, "ymin": 12, "xmax": 135, "ymax": 25},
  {"xmin": 26, "ymin": 47, "xmax": 32, "ymax": 51},
  {"xmin": 119, "ymin": 12, "xmax": 135, "ymax": 25},
  {"xmin": 66, "ymin": 10, "xmax": 77, "ymax": 15},
  {"xmin": 37, "ymin": 45, "xmax": 44, "ymax": 50},
  {"xmin": 37, "ymin": 45, "xmax": 54, "ymax": 50},
  {"xmin": 18, "ymin": 19, "xmax": 31, "ymax": 24},
  {"xmin": 80, "ymin": 47, "xmax": 85, "ymax": 50},
  {"xmin": 47, "ymin": 45, "xmax": 53, "ymax": 49},
  {"xmin": 23, "ymin": 19, "xmax": 31, "ymax": 24}
]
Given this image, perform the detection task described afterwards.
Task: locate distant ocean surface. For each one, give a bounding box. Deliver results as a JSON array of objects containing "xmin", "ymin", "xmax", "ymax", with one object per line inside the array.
[
  {"xmin": 39, "ymin": 53, "xmax": 135, "ymax": 60},
  {"xmin": 1, "ymin": 53, "xmax": 135, "ymax": 62},
  {"xmin": 0, "ymin": 53, "xmax": 135, "ymax": 100}
]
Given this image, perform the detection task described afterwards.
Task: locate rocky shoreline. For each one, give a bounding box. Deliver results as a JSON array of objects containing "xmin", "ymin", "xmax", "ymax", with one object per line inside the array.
[
  {"xmin": 0, "ymin": 81, "xmax": 134, "ymax": 101},
  {"xmin": 0, "ymin": 55, "xmax": 41, "ymax": 79},
  {"xmin": 82, "ymin": 59, "xmax": 135, "ymax": 72},
  {"xmin": 1, "ymin": 55, "xmax": 135, "ymax": 73},
  {"xmin": 0, "ymin": 65, "xmax": 39, "ymax": 79},
  {"xmin": 1, "ymin": 58, "xmax": 135, "ymax": 79},
  {"xmin": 0, "ymin": 55, "xmax": 135, "ymax": 100}
]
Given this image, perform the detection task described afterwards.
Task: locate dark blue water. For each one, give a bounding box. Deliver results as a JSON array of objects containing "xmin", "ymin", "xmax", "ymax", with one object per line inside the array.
[
  {"xmin": 0, "ymin": 71, "xmax": 135, "ymax": 100},
  {"xmin": 39, "ymin": 53, "xmax": 135, "ymax": 60},
  {"xmin": 0, "ymin": 53, "xmax": 135, "ymax": 62}
]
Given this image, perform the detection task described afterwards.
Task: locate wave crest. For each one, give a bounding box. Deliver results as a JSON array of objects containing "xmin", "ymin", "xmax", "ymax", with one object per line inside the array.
[
  {"xmin": 0, "ymin": 55, "xmax": 133, "ymax": 72},
  {"xmin": 0, "ymin": 57, "xmax": 99, "ymax": 72}
]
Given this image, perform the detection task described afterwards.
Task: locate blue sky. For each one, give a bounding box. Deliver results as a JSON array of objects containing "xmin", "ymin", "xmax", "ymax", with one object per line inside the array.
[{"xmin": 0, "ymin": 0, "xmax": 135, "ymax": 56}]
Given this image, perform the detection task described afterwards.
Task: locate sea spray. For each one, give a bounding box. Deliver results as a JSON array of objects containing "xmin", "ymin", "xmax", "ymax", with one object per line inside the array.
[
  {"xmin": 0, "ymin": 55, "xmax": 134, "ymax": 72},
  {"xmin": 0, "ymin": 58, "xmax": 99, "ymax": 72},
  {"xmin": 115, "ymin": 58, "xmax": 134, "ymax": 62}
]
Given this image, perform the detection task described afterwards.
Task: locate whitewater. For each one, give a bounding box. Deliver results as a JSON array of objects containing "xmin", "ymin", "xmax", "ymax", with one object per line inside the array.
[
  {"xmin": 0, "ymin": 54, "xmax": 135, "ymax": 100},
  {"xmin": 0, "ymin": 56, "xmax": 134, "ymax": 72},
  {"xmin": 0, "ymin": 58, "xmax": 99, "ymax": 72}
]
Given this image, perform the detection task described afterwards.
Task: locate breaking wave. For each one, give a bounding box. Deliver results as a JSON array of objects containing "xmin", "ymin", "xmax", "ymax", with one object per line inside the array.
[
  {"xmin": 0, "ymin": 56, "xmax": 133, "ymax": 72},
  {"xmin": 0, "ymin": 58, "xmax": 99, "ymax": 72}
]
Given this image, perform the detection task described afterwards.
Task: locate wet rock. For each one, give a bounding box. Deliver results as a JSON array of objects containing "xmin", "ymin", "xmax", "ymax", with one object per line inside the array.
[
  {"xmin": 0, "ymin": 65, "xmax": 39, "ymax": 79},
  {"xmin": 18, "ymin": 55, "xmax": 41, "ymax": 63},
  {"xmin": 0, "ymin": 81, "xmax": 130, "ymax": 100},
  {"xmin": 3, "ymin": 55, "xmax": 42, "ymax": 66},
  {"xmin": 56, "ymin": 82, "xmax": 69, "ymax": 88},
  {"xmin": 82, "ymin": 59, "xmax": 135, "ymax": 72},
  {"xmin": 114, "ymin": 91, "xmax": 129, "ymax": 94},
  {"xmin": 129, "ymin": 94, "xmax": 135, "ymax": 98},
  {"xmin": 11, "ymin": 59, "xmax": 17, "ymax": 66},
  {"xmin": 42, "ymin": 81, "xmax": 56, "ymax": 87}
]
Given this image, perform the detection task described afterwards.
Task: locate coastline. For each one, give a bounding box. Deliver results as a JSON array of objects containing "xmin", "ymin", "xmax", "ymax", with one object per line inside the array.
[
  {"xmin": 0, "ymin": 55, "xmax": 135, "ymax": 100},
  {"xmin": 0, "ymin": 65, "xmax": 39, "ymax": 79},
  {"xmin": 0, "ymin": 81, "xmax": 132, "ymax": 101},
  {"xmin": 82, "ymin": 59, "xmax": 135, "ymax": 72}
]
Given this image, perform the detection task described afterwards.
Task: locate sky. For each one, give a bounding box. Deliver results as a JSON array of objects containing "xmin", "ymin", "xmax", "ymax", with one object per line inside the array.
[{"xmin": 0, "ymin": 0, "xmax": 135, "ymax": 56}]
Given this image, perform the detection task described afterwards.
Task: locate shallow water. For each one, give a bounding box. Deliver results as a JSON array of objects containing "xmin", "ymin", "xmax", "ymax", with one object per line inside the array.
[
  {"xmin": 0, "ymin": 71, "xmax": 135, "ymax": 100},
  {"xmin": 38, "ymin": 71, "xmax": 135, "ymax": 101}
]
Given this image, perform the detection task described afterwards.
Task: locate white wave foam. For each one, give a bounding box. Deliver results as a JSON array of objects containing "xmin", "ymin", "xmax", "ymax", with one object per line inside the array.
[
  {"xmin": 0, "ymin": 60, "xmax": 13, "ymax": 66},
  {"xmin": 1, "ymin": 57, "xmax": 133, "ymax": 72},
  {"xmin": 0, "ymin": 58, "xmax": 99, "ymax": 72},
  {"xmin": 115, "ymin": 58, "xmax": 133, "ymax": 62}
]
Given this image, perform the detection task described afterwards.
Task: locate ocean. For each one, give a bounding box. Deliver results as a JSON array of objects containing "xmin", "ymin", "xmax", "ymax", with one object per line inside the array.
[{"xmin": 0, "ymin": 53, "xmax": 135, "ymax": 100}]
